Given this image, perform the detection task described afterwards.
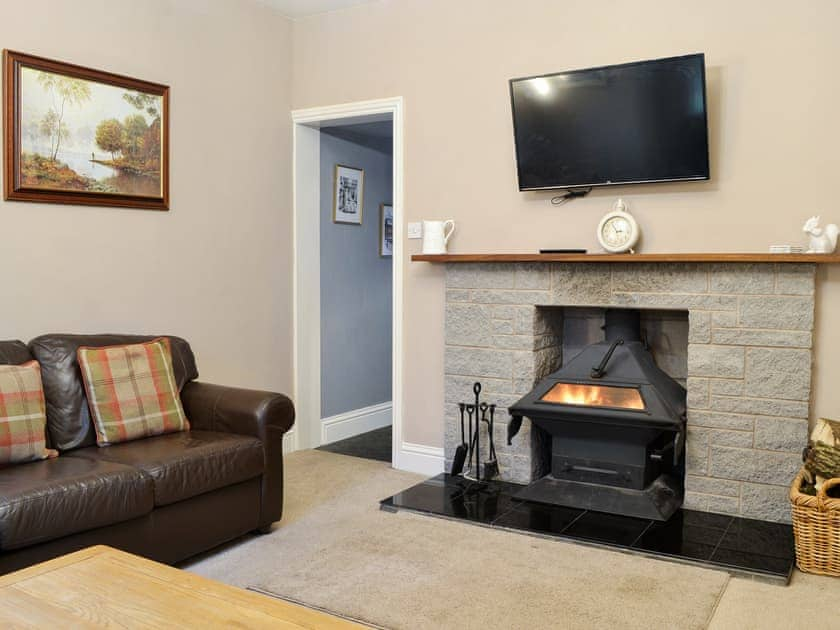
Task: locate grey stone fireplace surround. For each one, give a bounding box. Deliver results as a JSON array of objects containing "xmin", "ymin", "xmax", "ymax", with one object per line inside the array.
[{"xmin": 443, "ymin": 262, "xmax": 815, "ymax": 523}]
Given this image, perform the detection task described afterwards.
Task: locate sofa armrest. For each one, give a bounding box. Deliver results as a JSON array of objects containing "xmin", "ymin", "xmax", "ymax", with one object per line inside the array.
[
  {"xmin": 180, "ymin": 381, "xmax": 295, "ymax": 437},
  {"xmin": 180, "ymin": 381, "xmax": 295, "ymax": 528}
]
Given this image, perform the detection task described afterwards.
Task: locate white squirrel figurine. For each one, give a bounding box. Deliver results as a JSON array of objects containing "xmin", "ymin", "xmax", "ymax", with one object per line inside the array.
[{"xmin": 803, "ymin": 216, "xmax": 840, "ymax": 254}]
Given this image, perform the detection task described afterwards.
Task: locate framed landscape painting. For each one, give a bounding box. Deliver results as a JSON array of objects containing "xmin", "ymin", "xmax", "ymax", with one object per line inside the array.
[{"xmin": 3, "ymin": 50, "xmax": 169, "ymax": 210}]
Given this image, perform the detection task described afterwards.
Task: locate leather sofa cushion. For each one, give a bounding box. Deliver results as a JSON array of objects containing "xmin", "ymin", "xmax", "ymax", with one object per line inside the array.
[
  {"xmin": 29, "ymin": 334, "xmax": 198, "ymax": 452},
  {"xmin": 0, "ymin": 341, "xmax": 33, "ymax": 366},
  {"xmin": 0, "ymin": 457, "xmax": 153, "ymax": 551},
  {"xmin": 67, "ymin": 430, "xmax": 264, "ymax": 506}
]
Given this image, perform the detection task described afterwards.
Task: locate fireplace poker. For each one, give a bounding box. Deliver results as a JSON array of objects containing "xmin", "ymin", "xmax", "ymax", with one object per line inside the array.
[
  {"xmin": 473, "ymin": 382, "xmax": 482, "ymax": 481},
  {"xmin": 465, "ymin": 404, "xmax": 475, "ymax": 476}
]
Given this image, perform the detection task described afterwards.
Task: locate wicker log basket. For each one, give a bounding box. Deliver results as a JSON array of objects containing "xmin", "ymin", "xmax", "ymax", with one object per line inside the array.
[{"xmin": 790, "ymin": 469, "xmax": 840, "ymax": 576}]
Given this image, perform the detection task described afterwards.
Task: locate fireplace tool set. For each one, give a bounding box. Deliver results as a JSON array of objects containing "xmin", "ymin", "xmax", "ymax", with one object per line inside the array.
[{"xmin": 451, "ymin": 382, "xmax": 499, "ymax": 482}]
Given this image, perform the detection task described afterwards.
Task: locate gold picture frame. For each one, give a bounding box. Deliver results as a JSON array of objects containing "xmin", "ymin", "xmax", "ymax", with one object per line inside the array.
[
  {"xmin": 332, "ymin": 164, "xmax": 364, "ymax": 225},
  {"xmin": 3, "ymin": 49, "xmax": 169, "ymax": 210}
]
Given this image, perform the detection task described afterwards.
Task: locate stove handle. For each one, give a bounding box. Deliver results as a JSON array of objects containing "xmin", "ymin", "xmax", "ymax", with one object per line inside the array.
[
  {"xmin": 649, "ymin": 426, "xmax": 684, "ymax": 466},
  {"xmin": 649, "ymin": 442, "xmax": 673, "ymax": 462},
  {"xmin": 672, "ymin": 425, "xmax": 685, "ymax": 466},
  {"xmin": 590, "ymin": 339, "xmax": 624, "ymax": 379}
]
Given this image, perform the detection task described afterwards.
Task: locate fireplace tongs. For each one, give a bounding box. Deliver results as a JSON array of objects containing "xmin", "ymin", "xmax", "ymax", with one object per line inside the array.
[{"xmin": 589, "ymin": 338, "xmax": 623, "ymax": 379}]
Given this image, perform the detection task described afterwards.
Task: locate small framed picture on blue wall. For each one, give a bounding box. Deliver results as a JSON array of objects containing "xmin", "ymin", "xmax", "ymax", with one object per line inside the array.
[
  {"xmin": 380, "ymin": 203, "xmax": 393, "ymax": 257},
  {"xmin": 333, "ymin": 164, "xmax": 364, "ymax": 225}
]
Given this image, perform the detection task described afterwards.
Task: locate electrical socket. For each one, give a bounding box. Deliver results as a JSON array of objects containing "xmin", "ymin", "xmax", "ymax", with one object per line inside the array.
[{"xmin": 407, "ymin": 222, "xmax": 422, "ymax": 239}]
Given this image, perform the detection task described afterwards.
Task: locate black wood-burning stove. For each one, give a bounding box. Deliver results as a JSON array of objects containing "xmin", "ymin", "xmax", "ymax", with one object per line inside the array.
[{"xmin": 508, "ymin": 309, "xmax": 687, "ymax": 521}]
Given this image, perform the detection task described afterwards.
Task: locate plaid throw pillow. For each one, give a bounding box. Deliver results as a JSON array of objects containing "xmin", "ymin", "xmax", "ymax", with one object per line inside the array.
[
  {"xmin": 0, "ymin": 361, "xmax": 58, "ymax": 466},
  {"xmin": 78, "ymin": 337, "xmax": 189, "ymax": 446}
]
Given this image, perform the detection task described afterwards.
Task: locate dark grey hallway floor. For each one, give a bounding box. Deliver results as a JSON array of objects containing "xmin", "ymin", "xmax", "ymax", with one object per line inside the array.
[{"xmin": 317, "ymin": 426, "xmax": 392, "ymax": 462}]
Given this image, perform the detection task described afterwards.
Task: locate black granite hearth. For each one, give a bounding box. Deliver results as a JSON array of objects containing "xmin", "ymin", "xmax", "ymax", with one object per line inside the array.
[{"xmin": 381, "ymin": 474, "xmax": 795, "ymax": 584}]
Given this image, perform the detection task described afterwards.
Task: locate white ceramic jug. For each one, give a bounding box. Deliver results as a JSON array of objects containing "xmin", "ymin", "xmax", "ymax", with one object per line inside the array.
[{"xmin": 422, "ymin": 220, "xmax": 455, "ymax": 255}]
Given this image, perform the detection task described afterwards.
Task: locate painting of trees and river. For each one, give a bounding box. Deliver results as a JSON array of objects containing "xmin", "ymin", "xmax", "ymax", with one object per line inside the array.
[{"xmin": 19, "ymin": 66, "xmax": 163, "ymax": 198}]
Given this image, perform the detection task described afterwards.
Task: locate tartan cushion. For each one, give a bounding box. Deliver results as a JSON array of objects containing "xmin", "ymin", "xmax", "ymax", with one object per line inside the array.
[
  {"xmin": 0, "ymin": 361, "xmax": 58, "ymax": 466},
  {"xmin": 78, "ymin": 337, "xmax": 190, "ymax": 446}
]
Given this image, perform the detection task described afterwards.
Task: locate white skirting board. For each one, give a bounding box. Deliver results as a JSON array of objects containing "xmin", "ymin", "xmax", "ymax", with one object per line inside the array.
[
  {"xmin": 320, "ymin": 402, "xmax": 392, "ymax": 445},
  {"xmin": 282, "ymin": 429, "xmax": 296, "ymax": 454},
  {"xmin": 396, "ymin": 441, "xmax": 444, "ymax": 476}
]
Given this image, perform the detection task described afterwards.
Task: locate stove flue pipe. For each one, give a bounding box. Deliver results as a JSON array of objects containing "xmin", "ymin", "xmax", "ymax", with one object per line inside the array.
[{"xmin": 603, "ymin": 309, "xmax": 641, "ymax": 343}]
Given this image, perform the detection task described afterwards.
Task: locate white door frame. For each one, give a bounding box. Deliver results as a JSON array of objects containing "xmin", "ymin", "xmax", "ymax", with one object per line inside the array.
[{"xmin": 291, "ymin": 97, "xmax": 404, "ymax": 469}]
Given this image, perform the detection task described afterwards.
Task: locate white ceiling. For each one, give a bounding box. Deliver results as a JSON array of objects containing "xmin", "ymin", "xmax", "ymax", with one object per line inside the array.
[{"xmin": 257, "ymin": 0, "xmax": 375, "ymax": 19}]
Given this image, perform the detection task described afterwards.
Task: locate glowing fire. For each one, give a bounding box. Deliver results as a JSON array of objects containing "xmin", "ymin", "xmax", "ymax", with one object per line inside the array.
[{"xmin": 540, "ymin": 383, "xmax": 645, "ymax": 410}]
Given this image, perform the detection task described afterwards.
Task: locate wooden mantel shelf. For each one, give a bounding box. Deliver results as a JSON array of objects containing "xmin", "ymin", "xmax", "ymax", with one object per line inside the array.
[{"xmin": 411, "ymin": 253, "xmax": 840, "ymax": 264}]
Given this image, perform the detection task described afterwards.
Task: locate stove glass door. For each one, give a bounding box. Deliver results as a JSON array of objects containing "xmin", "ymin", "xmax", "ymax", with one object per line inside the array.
[{"xmin": 540, "ymin": 382, "xmax": 646, "ymax": 410}]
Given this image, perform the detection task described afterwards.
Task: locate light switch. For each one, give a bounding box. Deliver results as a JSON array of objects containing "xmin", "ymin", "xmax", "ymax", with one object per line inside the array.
[{"xmin": 407, "ymin": 222, "xmax": 422, "ymax": 239}]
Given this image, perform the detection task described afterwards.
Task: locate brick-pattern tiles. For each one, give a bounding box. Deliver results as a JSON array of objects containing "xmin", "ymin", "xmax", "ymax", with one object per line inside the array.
[{"xmin": 443, "ymin": 262, "xmax": 816, "ymax": 523}]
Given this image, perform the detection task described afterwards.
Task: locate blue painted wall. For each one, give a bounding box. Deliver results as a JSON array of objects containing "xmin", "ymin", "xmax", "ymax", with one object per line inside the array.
[{"xmin": 320, "ymin": 125, "xmax": 393, "ymax": 418}]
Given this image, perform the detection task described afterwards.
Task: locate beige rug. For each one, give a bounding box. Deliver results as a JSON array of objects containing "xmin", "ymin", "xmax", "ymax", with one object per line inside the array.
[{"xmin": 185, "ymin": 450, "xmax": 731, "ymax": 629}]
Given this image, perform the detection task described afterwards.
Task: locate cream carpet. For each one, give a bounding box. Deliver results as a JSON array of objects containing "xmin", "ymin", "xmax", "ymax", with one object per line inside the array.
[
  {"xmin": 184, "ymin": 450, "xmax": 736, "ymax": 629},
  {"xmin": 708, "ymin": 571, "xmax": 840, "ymax": 630}
]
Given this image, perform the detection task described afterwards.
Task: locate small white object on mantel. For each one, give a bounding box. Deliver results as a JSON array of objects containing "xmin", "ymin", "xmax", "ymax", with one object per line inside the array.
[
  {"xmin": 422, "ymin": 220, "xmax": 456, "ymax": 255},
  {"xmin": 803, "ymin": 216, "xmax": 839, "ymax": 254},
  {"xmin": 597, "ymin": 198, "xmax": 640, "ymax": 254},
  {"xmin": 769, "ymin": 245, "xmax": 804, "ymax": 254}
]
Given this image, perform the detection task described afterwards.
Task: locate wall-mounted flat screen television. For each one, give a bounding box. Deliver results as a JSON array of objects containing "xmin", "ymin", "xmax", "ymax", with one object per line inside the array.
[{"xmin": 510, "ymin": 53, "xmax": 709, "ymax": 191}]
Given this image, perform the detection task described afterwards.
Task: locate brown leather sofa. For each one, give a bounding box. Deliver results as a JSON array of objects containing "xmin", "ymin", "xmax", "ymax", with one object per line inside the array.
[{"xmin": 0, "ymin": 334, "xmax": 295, "ymax": 575}]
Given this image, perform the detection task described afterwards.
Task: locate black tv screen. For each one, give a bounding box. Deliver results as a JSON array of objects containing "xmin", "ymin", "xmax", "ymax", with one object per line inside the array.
[{"xmin": 510, "ymin": 53, "xmax": 709, "ymax": 190}]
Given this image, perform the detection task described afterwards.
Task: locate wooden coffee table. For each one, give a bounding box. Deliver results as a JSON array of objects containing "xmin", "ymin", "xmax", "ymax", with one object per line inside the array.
[{"xmin": 0, "ymin": 545, "xmax": 365, "ymax": 628}]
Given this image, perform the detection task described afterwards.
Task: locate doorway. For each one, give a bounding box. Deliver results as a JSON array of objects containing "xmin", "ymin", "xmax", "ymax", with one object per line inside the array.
[{"xmin": 291, "ymin": 98, "xmax": 404, "ymax": 468}]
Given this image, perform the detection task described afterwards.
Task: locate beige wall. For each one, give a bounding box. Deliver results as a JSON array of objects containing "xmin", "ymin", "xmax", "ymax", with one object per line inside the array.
[
  {"xmin": 0, "ymin": 1, "xmax": 293, "ymax": 393},
  {"xmin": 4, "ymin": 1, "xmax": 837, "ymax": 449},
  {"xmin": 293, "ymin": 0, "xmax": 840, "ymax": 445}
]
